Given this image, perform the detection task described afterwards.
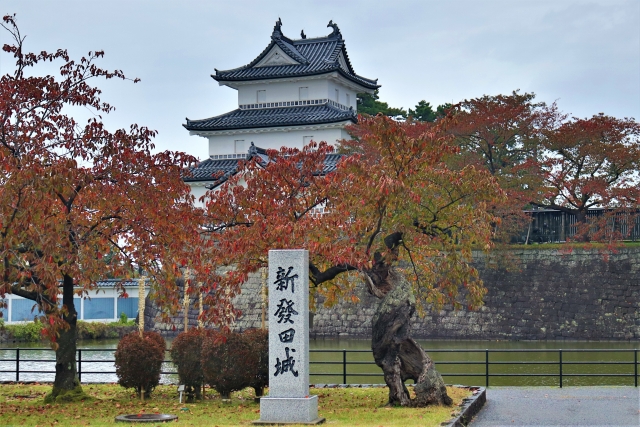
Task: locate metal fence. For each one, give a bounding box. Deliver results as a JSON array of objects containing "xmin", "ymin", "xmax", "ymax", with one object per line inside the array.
[
  {"xmin": 515, "ymin": 209, "xmax": 640, "ymax": 243},
  {"xmin": 1, "ymin": 347, "xmax": 638, "ymax": 388}
]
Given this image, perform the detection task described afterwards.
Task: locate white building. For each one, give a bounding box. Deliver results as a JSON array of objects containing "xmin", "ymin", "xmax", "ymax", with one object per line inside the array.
[
  {"xmin": 183, "ymin": 19, "xmax": 378, "ymax": 200},
  {"xmin": 1, "ymin": 280, "xmax": 148, "ymax": 324}
]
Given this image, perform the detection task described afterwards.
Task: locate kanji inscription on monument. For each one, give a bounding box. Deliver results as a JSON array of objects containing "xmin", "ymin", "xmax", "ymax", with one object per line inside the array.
[{"xmin": 256, "ymin": 249, "xmax": 324, "ymax": 425}]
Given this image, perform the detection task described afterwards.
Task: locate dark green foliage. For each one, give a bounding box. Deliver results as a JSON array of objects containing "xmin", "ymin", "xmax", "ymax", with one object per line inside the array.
[
  {"xmin": 436, "ymin": 103, "xmax": 453, "ymax": 118},
  {"xmin": 119, "ymin": 312, "xmax": 129, "ymax": 324},
  {"xmin": 170, "ymin": 329, "xmax": 204, "ymax": 402},
  {"xmin": 115, "ymin": 331, "xmax": 165, "ymax": 398},
  {"xmin": 76, "ymin": 321, "xmax": 136, "ymax": 340},
  {"xmin": 3, "ymin": 320, "xmax": 43, "ymax": 342},
  {"xmin": 357, "ymin": 91, "xmax": 452, "ymax": 123},
  {"xmin": 357, "ymin": 90, "xmax": 406, "ymax": 118},
  {"xmin": 408, "ymin": 101, "xmax": 453, "ymax": 122},
  {"xmin": 243, "ymin": 328, "xmax": 269, "ymax": 397},
  {"xmin": 201, "ymin": 330, "xmax": 258, "ymax": 399},
  {"xmin": 0, "ymin": 320, "xmax": 136, "ymax": 342}
]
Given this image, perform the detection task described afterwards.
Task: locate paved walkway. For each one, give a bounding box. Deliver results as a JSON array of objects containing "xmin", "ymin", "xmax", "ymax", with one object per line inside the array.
[{"xmin": 469, "ymin": 387, "xmax": 640, "ymax": 426}]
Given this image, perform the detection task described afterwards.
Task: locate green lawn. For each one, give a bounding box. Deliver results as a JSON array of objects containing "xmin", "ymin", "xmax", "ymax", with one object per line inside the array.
[{"xmin": 0, "ymin": 383, "xmax": 471, "ymax": 426}]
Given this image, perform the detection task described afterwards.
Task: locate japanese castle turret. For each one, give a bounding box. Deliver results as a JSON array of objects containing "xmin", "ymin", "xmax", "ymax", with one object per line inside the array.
[{"xmin": 183, "ymin": 19, "xmax": 378, "ymax": 200}]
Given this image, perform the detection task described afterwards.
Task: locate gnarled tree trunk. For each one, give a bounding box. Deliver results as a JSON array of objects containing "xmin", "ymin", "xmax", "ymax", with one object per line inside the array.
[{"xmin": 370, "ymin": 268, "xmax": 452, "ymax": 407}]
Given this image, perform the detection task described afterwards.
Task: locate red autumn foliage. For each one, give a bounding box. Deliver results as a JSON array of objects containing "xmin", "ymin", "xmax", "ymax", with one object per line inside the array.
[
  {"xmin": 203, "ymin": 114, "xmax": 504, "ymax": 406},
  {"xmin": 446, "ymin": 91, "xmax": 561, "ymax": 242},
  {"xmin": 114, "ymin": 331, "xmax": 165, "ymax": 398},
  {"xmin": 205, "ymin": 115, "xmax": 504, "ymax": 312},
  {"xmin": 538, "ymin": 114, "xmax": 640, "ymax": 242},
  {"xmin": 170, "ymin": 329, "xmax": 205, "ymax": 401},
  {"xmin": 243, "ymin": 328, "xmax": 269, "ymax": 397},
  {"xmin": 201, "ymin": 330, "xmax": 258, "ymax": 398},
  {"xmin": 0, "ymin": 15, "xmax": 234, "ymax": 398}
]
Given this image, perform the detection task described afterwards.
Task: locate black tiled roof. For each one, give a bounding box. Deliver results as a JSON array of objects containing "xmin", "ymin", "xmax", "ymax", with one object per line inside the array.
[
  {"xmin": 317, "ymin": 153, "xmax": 343, "ymax": 175},
  {"xmin": 184, "ymin": 145, "xmax": 344, "ymax": 188},
  {"xmin": 93, "ymin": 279, "xmax": 147, "ymax": 288},
  {"xmin": 213, "ymin": 20, "xmax": 378, "ymax": 90},
  {"xmin": 184, "ymin": 103, "xmax": 356, "ymax": 132},
  {"xmin": 183, "ymin": 157, "xmax": 246, "ymax": 183}
]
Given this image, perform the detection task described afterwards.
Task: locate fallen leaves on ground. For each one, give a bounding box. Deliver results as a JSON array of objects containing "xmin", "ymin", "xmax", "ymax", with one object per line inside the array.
[{"xmin": 0, "ymin": 383, "xmax": 470, "ymax": 426}]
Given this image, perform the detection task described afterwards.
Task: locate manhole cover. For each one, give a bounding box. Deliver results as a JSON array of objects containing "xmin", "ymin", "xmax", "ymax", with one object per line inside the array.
[{"xmin": 115, "ymin": 413, "xmax": 178, "ymax": 423}]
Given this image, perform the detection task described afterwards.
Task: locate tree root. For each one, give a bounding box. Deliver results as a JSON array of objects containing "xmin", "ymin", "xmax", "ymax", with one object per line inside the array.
[{"xmin": 44, "ymin": 379, "xmax": 91, "ymax": 403}]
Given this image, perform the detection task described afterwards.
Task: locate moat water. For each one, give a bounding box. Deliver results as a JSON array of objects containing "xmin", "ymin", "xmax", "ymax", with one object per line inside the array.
[{"xmin": 1, "ymin": 338, "xmax": 638, "ymax": 387}]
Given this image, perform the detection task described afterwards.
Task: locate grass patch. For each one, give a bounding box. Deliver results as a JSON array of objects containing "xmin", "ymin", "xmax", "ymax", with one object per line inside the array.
[{"xmin": 0, "ymin": 383, "xmax": 470, "ymax": 426}]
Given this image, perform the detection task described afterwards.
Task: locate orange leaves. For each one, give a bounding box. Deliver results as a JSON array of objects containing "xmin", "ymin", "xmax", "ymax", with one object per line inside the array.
[
  {"xmin": 204, "ymin": 115, "xmax": 503, "ymax": 310},
  {"xmin": 538, "ymin": 113, "xmax": 640, "ymax": 241}
]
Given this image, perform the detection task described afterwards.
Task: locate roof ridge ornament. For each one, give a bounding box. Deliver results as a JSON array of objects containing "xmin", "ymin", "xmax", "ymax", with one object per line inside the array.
[
  {"xmin": 327, "ymin": 20, "xmax": 341, "ymax": 39},
  {"xmin": 272, "ymin": 17, "xmax": 283, "ymax": 39},
  {"xmin": 300, "ymin": 29, "xmax": 306, "ymax": 39}
]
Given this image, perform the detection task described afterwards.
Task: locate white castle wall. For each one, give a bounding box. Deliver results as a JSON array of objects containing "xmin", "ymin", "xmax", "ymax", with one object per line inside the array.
[
  {"xmin": 207, "ymin": 127, "xmax": 350, "ymax": 155},
  {"xmin": 236, "ymin": 79, "xmax": 357, "ymax": 109}
]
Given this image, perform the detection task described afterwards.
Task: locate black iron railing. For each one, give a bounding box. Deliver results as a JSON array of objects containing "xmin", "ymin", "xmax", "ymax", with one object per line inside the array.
[{"xmin": 0, "ymin": 347, "xmax": 638, "ymax": 388}]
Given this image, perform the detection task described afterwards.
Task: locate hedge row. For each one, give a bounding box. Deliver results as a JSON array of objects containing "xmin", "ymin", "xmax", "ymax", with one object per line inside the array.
[
  {"xmin": 0, "ymin": 319, "xmax": 136, "ymax": 343},
  {"xmin": 171, "ymin": 328, "xmax": 268, "ymax": 401}
]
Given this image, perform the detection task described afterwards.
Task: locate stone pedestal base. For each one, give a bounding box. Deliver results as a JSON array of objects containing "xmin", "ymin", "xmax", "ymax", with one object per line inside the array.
[{"xmin": 254, "ymin": 395, "xmax": 325, "ymax": 425}]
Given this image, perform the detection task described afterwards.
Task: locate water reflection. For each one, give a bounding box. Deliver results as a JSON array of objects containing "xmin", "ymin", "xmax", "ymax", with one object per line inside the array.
[
  {"xmin": 0, "ymin": 340, "xmax": 176, "ymax": 384},
  {"xmin": 1, "ymin": 338, "xmax": 638, "ymax": 387}
]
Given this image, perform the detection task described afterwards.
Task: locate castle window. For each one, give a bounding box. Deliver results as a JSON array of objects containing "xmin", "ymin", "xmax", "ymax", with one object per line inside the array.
[
  {"xmin": 335, "ymin": 88, "xmax": 339, "ymax": 102},
  {"xmin": 299, "ymin": 87, "xmax": 309, "ymax": 100},
  {"xmin": 235, "ymin": 140, "xmax": 245, "ymax": 153},
  {"xmin": 346, "ymin": 93, "xmax": 350, "ymax": 107},
  {"xmin": 257, "ymin": 90, "xmax": 266, "ymax": 103}
]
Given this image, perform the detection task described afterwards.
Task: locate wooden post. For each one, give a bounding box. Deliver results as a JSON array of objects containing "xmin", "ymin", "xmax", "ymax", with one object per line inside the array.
[
  {"xmin": 198, "ymin": 282, "xmax": 203, "ymax": 329},
  {"xmin": 138, "ymin": 277, "xmax": 145, "ymax": 338},
  {"xmin": 261, "ymin": 267, "xmax": 267, "ymax": 330}
]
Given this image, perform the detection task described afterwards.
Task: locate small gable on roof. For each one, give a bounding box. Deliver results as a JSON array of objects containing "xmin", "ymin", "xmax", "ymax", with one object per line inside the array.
[
  {"xmin": 255, "ymin": 44, "xmax": 301, "ymax": 67},
  {"xmin": 212, "ymin": 19, "xmax": 378, "ymax": 91}
]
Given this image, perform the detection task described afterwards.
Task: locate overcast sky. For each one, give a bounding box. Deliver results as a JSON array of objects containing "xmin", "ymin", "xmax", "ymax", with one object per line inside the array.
[{"xmin": 2, "ymin": 0, "xmax": 639, "ymax": 161}]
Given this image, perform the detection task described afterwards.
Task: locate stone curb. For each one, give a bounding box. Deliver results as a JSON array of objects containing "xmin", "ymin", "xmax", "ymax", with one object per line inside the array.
[{"xmin": 442, "ymin": 386, "xmax": 486, "ymax": 427}]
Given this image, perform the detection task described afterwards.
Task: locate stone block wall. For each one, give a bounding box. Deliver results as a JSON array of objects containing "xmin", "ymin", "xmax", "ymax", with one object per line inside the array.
[{"xmin": 146, "ymin": 248, "xmax": 640, "ymax": 341}]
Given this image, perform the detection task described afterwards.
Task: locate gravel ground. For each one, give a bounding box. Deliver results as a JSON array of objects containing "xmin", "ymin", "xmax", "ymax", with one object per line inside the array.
[{"xmin": 469, "ymin": 387, "xmax": 640, "ymax": 427}]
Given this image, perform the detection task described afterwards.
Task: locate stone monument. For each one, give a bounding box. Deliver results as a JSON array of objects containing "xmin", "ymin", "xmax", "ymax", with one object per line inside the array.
[{"xmin": 255, "ymin": 249, "xmax": 324, "ymax": 425}]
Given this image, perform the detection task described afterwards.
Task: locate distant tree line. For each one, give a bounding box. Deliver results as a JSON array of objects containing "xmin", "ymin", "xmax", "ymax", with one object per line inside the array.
[
  {"xmin": 357, "ymin": 90, "xmax": 452, "ymax": 122},
  {"xmin": 357, "ymin": 90, "xmax": 640, "ymax": 243}
]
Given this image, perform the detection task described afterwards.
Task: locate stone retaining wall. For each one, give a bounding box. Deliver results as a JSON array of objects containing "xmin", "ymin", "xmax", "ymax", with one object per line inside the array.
[{"xmin": 146, "ymin": 248, "xmax": 640, "ymax": 340}]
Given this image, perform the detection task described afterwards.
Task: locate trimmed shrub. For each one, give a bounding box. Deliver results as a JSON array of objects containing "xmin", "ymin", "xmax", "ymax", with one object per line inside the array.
[
  {"xmin": 115, "ymin": 331, "xmax": 165, "ymax": 398},
  {"xmin": 170, "ymin": 329, "xmax": 204, "ymax": 402},
  {"xmin": 201, "ymin": 330, "xmax": 258, "ymax": 399},
  {"xmin": 144, "ymin": 330, "xmax": 167, "ymax": 352},
  {"xmin": 243, "ymin": 328, "xmax": 269, "ymax": 397}
]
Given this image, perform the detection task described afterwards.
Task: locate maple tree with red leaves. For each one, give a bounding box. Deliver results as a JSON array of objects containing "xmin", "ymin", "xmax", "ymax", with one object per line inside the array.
[
  {"xmin": 204, "ymin": 115, "xmax": 504, "ymax": 407},
  {"xmin": 0, "ymin": 16, "xmax": 229, "ymax": 401},
  {"xmin": 448, "ymin": 91, "xmax": 561, "ymax": 242},
  {"xmin": 536, "ymin": 113, "xmax": 640, "ymax": 242}
]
